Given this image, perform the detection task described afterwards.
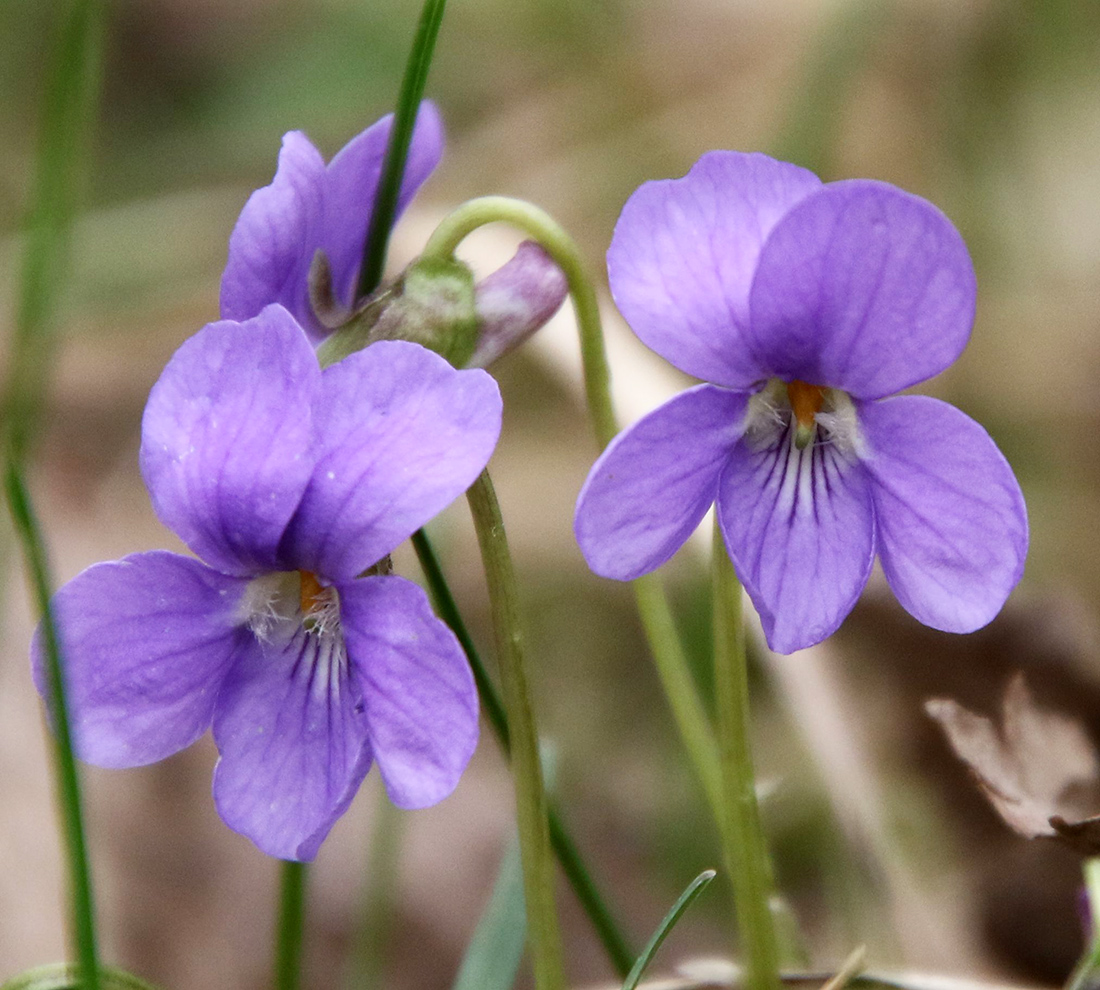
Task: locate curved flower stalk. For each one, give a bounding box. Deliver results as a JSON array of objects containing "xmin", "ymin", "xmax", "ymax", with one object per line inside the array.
[
  {"xmin": 575, "ymin": 151, "xmax": 1028, "ymax": 654},
  {"xmin": 33, "ymin": 304, "xmax": 502, "ymax": 860}
]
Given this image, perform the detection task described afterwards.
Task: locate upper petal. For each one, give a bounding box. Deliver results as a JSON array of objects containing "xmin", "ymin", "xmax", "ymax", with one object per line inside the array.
[
  {"xmin": 859, "ymin": 395, "xmax": 1028, "ymax": 632},
  {"xmin": 32, "ymin": 551, "xmax": 249, "ymax": 768},
  {"xmin": 320, "ymin": 102, "xmax": 445, "ymax": 312},
  {"xmin": 747, "ymin": 180, "xmax": 976, "ymax": 399},
  {"xmin": 718, "ymin": 433, "xmax": 876, "ymax": 653},
  {"xmin": 340, "ymin": 575, "xmax": 477, "ymax": 809},
  {"xmin": 575, "ymin": 384, "xmax": 748, "ymax": 580},
  {"xmin": 220, "ymin": 131, "xmax": 326, "ymax": 331},
  {"xmin": 140, "ymin": 305, "xmax": 320, "ymax": 577},
  {"xmin": 280, "ymin": 340, "xmax": 502, "ymax": 580},
  {"xmin": 211, "ymin": 623, "xmax": 373, "ymax": 861},
  {"xmin": 607, "ymin": 151, "xmax": 821, "ymax": 387},
  {"xmin": 219, "ymin": 103, "xmax": 444, "ymax": 339}
]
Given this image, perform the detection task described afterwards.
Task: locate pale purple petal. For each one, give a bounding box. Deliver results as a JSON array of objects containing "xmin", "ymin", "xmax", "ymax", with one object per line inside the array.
[
  {"xmin": 211, "ymin": 625, "xmax": 373, "ymax": 861},
  {"xmin": 340, "ymin": 575, "xmax": 477, "ymax": 808},
  {"xmin": 32, "ymin": 552, "xmax": 248, "ymax": 769},
  {"xmin": 718, "ymin": 436, "xmax": 875, "ymax": 654},
  {"xmin": 607, "ymin": 151, "xmax": 821, "ymax": 387},
  {"xmin": 859, "ymin": 396, "xmax": 1028, "ymax": 632},
  {"xmin": 575, "ymin": 385, "xmax": 748, "ymax": 580},
  {"xmin": 280, "ymin": 340, "xmax": 501, "ymax": 581},
  {"xmin": 320, "ymin": 102, "xmax": 445, "ymax": 314},
  {"xmin": 220, "ymin": 131, "xmax": 325, "ymax": 329},
  {"xmin": 469, "ymin": 241, "xmax": 568, "ymax": 368},
  {"xmin": 747, "ymin": 180, "xmax": 976, "ymax": 399},
  {"xmin": 140, "ymin": 305, "xmax": 320, "ymax": 577},
  {"xmin": 220, "ymin": 104, "xmax": 444, "ymax": 340}
]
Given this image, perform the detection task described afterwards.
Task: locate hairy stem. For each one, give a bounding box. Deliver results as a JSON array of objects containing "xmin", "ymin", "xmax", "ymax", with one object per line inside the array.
[
  {"xmin": 712, "ymin": 521, "xmax": 780, "ymax": 990},
  {"xmin": 466, "ymin": 471, "xmax": 565, "ymax": 990}
]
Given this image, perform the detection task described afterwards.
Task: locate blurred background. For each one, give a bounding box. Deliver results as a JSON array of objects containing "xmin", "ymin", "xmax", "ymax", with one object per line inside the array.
[{"xmin": 4, "ymin": 0, "xmax": 1100, "ymax": 987}]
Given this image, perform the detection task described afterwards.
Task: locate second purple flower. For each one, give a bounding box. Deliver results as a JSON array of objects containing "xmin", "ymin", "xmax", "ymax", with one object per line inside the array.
[{"xmin": 575, "ymin": 151, "xmax": 1028, "ymax": 654}]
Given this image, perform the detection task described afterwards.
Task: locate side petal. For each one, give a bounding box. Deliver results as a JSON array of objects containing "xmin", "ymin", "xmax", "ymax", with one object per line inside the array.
[
  {"xmin": 607, "ymin": 151, "xmax": 821, "ymax": 387},
  {"xmin": 859, "ymin": 396, "xmax": 1028, "ymax": 632},
  {"xmin": 220, "ymin": 131, "xmax": 325, "ymax": 329},
  {"xmin": 575, "ymin": 385, "xmax": 748, "ymax": 580},
  {"xmin": 320, "ymin": 102, "xmax": 445, "ymax": 311},
  {"xmin": 32, "ymin": 551, "xmax": 249, "ymax": 768},
  {"xmin": 140, "ymin": 305, "xmax": 320, "ymax": 577},
  {"xmin": 340, "ymin": 575, "xmax": 477, "ymax": 809},
  {"xmin": 281, "ymin": 340, "xmax": 501, "ymax": 581},
  {"xmin": 747, "ymin": 180, "xmax": 976, "ymax": 399},
  {"xmin": 718, "ymin": 435, "xmax": 876, "ymax": 654},
  {"xmin": 211, "ymin": 625, "xmax": 373, "ymax": 861}
]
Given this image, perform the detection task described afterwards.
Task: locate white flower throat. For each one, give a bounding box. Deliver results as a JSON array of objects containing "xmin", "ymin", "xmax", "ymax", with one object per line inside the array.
[
  {"xmin": 743, "ymin": 378, "xmax": 864, "ymax": 456},
  {"xmin": 241, "ymin": 570, "xmax": 343, "ymax": 644}
]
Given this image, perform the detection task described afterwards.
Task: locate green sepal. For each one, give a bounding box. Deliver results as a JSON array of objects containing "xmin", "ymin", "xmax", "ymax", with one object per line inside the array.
[
  {"xmin": 316, "ymin": 257, "xmax": 477, "ymax": 370},
  {"xmin": 0, "ymin": 964, "xmax": 162, "ymax": 990}
]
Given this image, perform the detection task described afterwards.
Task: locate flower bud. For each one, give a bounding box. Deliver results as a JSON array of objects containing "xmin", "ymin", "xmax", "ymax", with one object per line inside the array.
[{"xmin": 468, "ymin": 241, "xmax": 567, "ymax": 368}]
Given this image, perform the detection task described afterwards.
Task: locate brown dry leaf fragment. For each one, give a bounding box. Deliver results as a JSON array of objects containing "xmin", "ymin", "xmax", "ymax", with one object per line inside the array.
[{"xmin": 925, "ymin": 673, "xmax": 1100, "ymax": 855}]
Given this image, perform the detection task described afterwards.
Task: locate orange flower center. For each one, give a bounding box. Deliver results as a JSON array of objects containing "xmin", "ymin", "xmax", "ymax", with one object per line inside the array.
[
  {"xmin": 786, "ymin": 380, "xmax": 825, "ymax": 429},
  {"xmin": 298, "ymin": 570, "xmax": 327, "ymax": 614}
]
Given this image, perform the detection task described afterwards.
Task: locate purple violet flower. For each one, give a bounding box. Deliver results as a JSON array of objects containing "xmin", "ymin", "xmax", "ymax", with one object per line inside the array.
[
  {"xmin": 35, "ymin": 304, "xmax": 502, "ymax": 860},
  {"xmin": 220, "ymin": 103, "xmax": 444, "ymax": 342},
  {"xmin": 574, "ymin": 151, "xmax": 1028, "ymax": 654}
]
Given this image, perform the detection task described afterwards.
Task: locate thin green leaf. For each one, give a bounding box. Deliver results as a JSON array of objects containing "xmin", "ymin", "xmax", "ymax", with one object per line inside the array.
[
  {"xmin": 356, "ymin": 0, "xmax": 448, "ymax": 299},
  {"xmin": 452, "ymin": 838, "xmax": 528, "ymax": 990},
  {"xmin": 4, "ymin": 460, "xmax": 99, "ymax": 990},
  {"xmin": 4, "ymin": 0, "xmax": 103, "ymax": 457},
  {"xmin": 622, "ymin": 870, "xmax": 717, "ymax": 990}
]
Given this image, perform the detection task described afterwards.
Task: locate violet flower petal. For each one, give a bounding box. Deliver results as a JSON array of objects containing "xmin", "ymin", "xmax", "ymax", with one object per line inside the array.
[
  {"xmin": 220, "ymin": 104, "xmax": 444, "ymax": 340},
  {"xmin": 341, "ymin": 575, "xmax": 477, "ymax": 809},
  {"xmin": 320, "ymin": 102, "xmax": 445, "ymax": 312},
  {"xmin": 859, "ymin": 395, "xmax": 1028, "ymax": 632},
  {"xmin": 718, "ymin": 438, "xmax": 875, "ymax": 654},
  {"xmin": 574, "ymin": 384, "xmax": 748, "ymax": 580},
  {"xmin": 220, "ymin": 131, "xmax": 325, "ymax": 331},
  {"xmin": 32, "ymin": 551, "xmax": 249, "ymax": 768},
  {"xmin": 747, "ymin": 180, "xmax": 976, "ymax": 399},
  {"xmin": 140, "ymin": 305, "xmax": 320, "ymax": 577},
  {"xmin": 607, "ymin": 151, "xmax": 821, "ymax": 387},
  {"xmin": 281, "ymin": 340, "xmax": 502, "ymax": 581},
  {"xmin": 211, "ymin": 625, "xmax": 373, "ymax": 861}
]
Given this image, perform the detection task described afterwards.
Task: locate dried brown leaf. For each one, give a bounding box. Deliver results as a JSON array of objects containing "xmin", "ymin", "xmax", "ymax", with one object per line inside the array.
[{"xmin": 925, "ymin": 673, "xmax": 1100, "ymax": 854}]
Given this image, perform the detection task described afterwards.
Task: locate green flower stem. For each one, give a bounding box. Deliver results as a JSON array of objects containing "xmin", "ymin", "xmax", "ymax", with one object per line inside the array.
[
  {"xmin": 631, "ymin": 574, "xmax": 724, "ymax": 822},
  {"xmin": 4, "ymin": 462, "xmax": 99, "ymax": 990},
  {"xmin": 274, "ymin": 861, "xmax": 308, "ymax": 990},
  {"xmin": 712, "ymin": 521, "xmax": 779, "ymax": 990},
  {"xmin": 356, "ymin": 0, "xmax": 448, "ymax": 299},
  {"xmin": 466, "ymin": 470, "xmax": 566, "ymax": 990},
  {"xmin": 411, "ymin": 529, "xmax": 635, "ymax": 977},
  {"xmin": 421, "ymin": 196, "xmax": 616, "ymax": 448},
  {"xmin": 421, "ymin": 198, "xmax": 722, "ymax": 826}
]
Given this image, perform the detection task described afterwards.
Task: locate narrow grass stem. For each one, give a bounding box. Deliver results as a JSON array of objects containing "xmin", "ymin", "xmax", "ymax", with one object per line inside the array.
[
  {"xmin": 357, "ymin": 0, "xmax": 448, "ymax": 299},
  {"xmin": 466, "ymin": 471, "xmax": 566, "ymax": 990},
  {"xmin": 712, "ymin": 521, "xmax": 780, "ymax": 990},
  {"xmin": 274, "ymin": 860, "xmax": 309, "ymax": 990},
  {"xmin": 5, "ymin": 462, "xmax": 100, "ymax": 990},
  {"xmin": 412, "ymin": 528, "xmax": 634, "ymax": 976}
]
